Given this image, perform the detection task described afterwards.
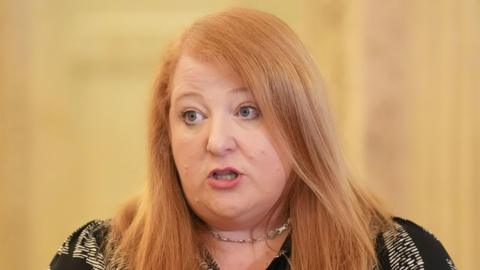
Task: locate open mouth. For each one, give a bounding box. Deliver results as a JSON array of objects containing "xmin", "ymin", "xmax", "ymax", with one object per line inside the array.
[
  {"xmin": 212, "ymin": 171, "xmax": 239, "ymax": 181},
  {"xmin": 208, "ymin": 167, "xmax": 243, "ymax": 189},
  {"xmin": 209, "ymin": 167, "xmax": 241, "ymax": 181}
]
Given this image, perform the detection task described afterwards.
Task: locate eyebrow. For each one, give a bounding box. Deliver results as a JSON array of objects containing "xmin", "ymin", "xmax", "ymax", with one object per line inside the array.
[{"xmin": 172, "ymin": 87, "xmax": 249, "ymax": 105}]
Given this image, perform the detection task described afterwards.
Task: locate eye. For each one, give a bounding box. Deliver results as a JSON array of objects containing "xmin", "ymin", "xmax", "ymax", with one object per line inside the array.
[
  {"xmin": 181, "ymin": 110, "xmax": 205, "ymax": 125},
  {"xmin": 236, "ymin": 105, "xmax": 260, "ymax": 120}
]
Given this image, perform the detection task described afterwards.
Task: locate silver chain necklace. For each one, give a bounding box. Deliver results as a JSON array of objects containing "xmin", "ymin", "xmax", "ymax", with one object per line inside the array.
[{"xmin": 209, "ymin": 219, "xmax": 290, "ymax": 244}]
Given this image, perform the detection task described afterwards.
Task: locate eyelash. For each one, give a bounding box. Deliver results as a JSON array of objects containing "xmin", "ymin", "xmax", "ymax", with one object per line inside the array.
[{"xmin": 180, "ymin": 105, "xmax": 261, "ymax": 126}]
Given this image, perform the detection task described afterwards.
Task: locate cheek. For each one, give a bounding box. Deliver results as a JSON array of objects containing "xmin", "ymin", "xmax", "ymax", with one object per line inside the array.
[
  {"xmin": 170, "ymin": 126, "xmax": 207, "ymax": 191},
  {"xmin": 245, "ymin": 134, "xmax": 289, "ymax": 185}
]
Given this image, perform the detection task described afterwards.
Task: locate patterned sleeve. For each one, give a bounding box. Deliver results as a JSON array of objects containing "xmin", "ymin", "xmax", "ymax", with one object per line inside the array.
[
  {"xmin": 49, "ymin": 220, "xmax": 109, "ymax": 270},
  {"xmin": 376, "ymin": 217, "xmax": 457, "ymax": 270}
]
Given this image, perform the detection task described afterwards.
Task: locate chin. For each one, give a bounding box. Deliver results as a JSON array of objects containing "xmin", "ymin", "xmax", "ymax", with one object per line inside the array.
[
  {"xmin": 211, "ymin": 202, "xmax": 248, "ymax": 217},
  {"xmin": 197, "ymin": 202, "xmax": 252, "ymax": 224}
]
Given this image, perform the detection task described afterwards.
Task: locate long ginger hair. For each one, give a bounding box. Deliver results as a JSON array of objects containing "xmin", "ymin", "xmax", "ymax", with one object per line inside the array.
[{"xmin": 106, "ymin": 7, "xmax": 393, "ymax": 270}]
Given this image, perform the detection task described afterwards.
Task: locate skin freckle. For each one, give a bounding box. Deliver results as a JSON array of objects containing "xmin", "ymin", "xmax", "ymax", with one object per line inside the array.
[{"xmin": 246, "ymin": 152, "xmax": 255, "ymax": 159}]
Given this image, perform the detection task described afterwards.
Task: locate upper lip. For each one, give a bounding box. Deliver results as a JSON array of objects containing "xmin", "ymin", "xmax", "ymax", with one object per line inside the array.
[{"xmin": 208, "ymin": 167, "xmax": 242, "ymax": 178}]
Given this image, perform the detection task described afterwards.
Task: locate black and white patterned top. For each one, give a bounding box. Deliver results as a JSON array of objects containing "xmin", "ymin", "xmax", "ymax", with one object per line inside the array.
[{"xmin": 49, "ymin": 217, "xmax": 456, "ymax": 270}]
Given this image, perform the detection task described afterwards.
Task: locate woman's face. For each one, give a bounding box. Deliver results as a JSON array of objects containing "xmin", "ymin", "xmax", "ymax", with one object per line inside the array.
[{"xmin": 169, "ymin": 54, "xmax": 291, "ymax": 230}]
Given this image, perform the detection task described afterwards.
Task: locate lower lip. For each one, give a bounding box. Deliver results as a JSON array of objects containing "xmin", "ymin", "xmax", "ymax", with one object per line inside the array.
[{"xmin": 207, "ymin": 174, "xmax": 243, "ymax": 189}]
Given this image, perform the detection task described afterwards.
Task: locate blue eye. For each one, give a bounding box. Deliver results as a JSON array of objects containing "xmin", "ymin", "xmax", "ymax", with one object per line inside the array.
[
  {"xmin": 182, "ymin": 110, "xmax": 205, "ymax": 125},
  {"xmin": 237, "ymin": 105, "xmax": 260, "ymax": 119}
]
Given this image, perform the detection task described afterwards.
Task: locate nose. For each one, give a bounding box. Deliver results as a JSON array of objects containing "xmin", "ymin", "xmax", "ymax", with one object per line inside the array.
[{"xmin": 206, "ymin": 115, "xmax": 236, "ymax": 156}]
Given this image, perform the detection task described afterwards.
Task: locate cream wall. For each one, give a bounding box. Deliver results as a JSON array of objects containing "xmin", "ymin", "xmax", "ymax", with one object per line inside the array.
[{"xmin": 1, "ymin": 1, "xmax": 478, "ymax": 269}]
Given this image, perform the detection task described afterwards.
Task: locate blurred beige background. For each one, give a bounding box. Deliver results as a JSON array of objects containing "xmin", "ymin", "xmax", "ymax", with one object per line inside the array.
[{"xmin": 1, "ymin": 0, "xmax": 479, "ymax": 269}]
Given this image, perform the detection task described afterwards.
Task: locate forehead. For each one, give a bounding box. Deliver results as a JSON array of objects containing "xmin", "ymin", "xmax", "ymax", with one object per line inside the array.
[
  {"xmin": 173, "ymin": 55, "xmax": 237, "ymax": 84},
  {"xmin": 170, "ymin": 54, "xmax": 252, "ymax": 100}
]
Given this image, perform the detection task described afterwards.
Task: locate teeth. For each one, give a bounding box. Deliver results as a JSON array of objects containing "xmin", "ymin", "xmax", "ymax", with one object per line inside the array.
[{"xmin": 213, "ymin": 172, "xmax": 238, "ymax": 180}]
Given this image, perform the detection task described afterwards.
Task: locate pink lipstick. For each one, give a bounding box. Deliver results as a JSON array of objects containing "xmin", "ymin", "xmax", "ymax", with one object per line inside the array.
[{"xmin": 207, "ymin": 167, "xmax": 243, "ymax": 189}]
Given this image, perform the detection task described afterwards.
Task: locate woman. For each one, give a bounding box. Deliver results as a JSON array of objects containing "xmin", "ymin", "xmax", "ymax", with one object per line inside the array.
[{"xmin": 50, "ymin": 8, "xmax": 456, "ymax": 270}]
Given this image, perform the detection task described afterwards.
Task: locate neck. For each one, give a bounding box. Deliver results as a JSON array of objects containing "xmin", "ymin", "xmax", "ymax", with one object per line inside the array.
[
  {"xmin": 201, "ymin": 227, "xmax": 290, "ymax": 270},
  {"xmin": 200, "ymin": 214, "xmax": 290, "ymax": 252},
  {"xmin": 210, "ymin": 218, "xmax": 290, "ymax": 244},
  {"xmin": 204, "ymin": 212, "xmax": 289, "ymax": 242}
]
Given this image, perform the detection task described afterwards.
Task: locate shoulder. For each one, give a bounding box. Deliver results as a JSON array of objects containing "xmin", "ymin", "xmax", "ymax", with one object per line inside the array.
[
  {"xmin": 375, "ymin": 216, "xmax": 456, "ymax": 270},
  {"xmin": 49, "ymin": 219, "xmax": 110, "ymax": 270}
]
